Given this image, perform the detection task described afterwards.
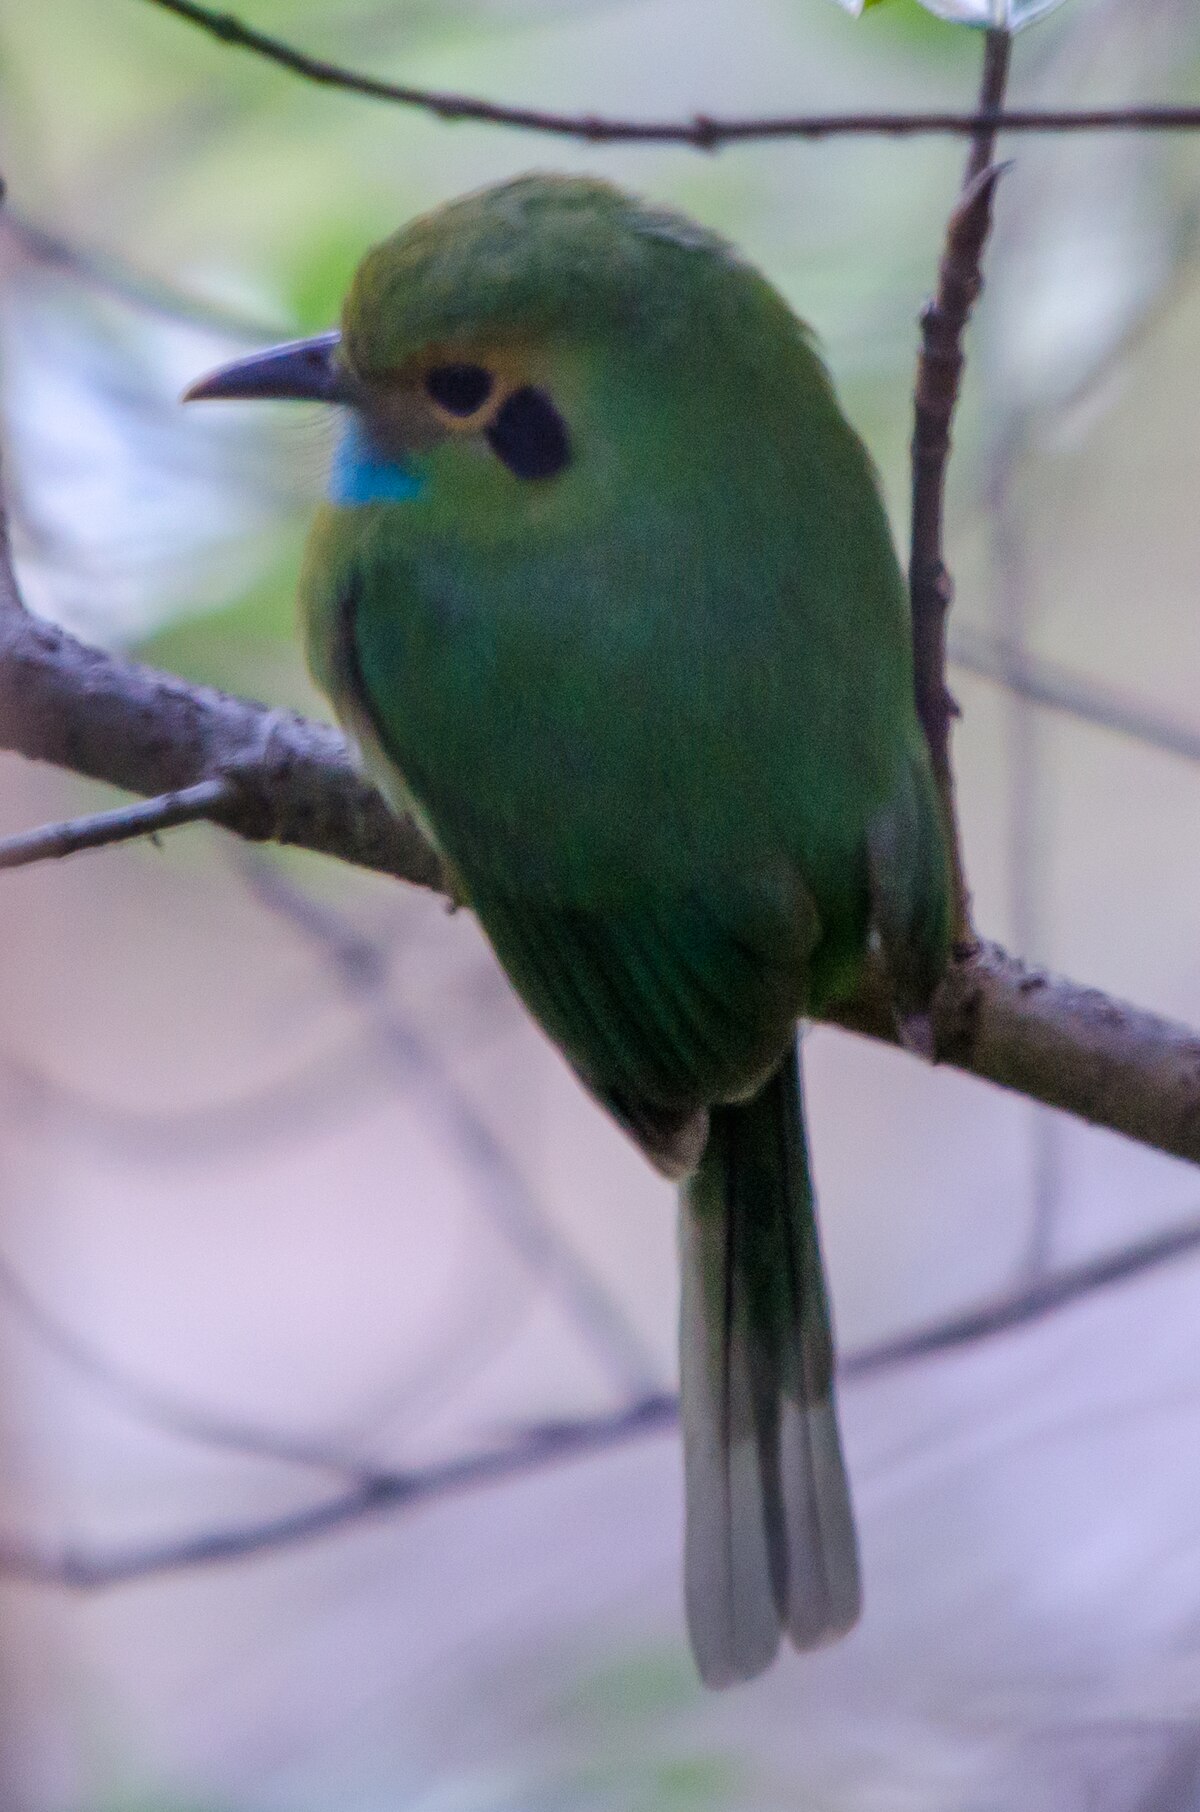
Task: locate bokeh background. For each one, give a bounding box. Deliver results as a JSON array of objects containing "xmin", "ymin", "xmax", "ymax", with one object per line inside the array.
[{"xmin": 2, "ymin": 0, "xmax": 1200, "ymax": 1806}]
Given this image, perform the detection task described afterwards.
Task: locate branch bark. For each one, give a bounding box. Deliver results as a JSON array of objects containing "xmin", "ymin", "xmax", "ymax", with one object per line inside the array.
[
  {"xmin": 829, "ymin": 943, "xmax": 1200, "ymax": 1167},
  {"xmin": 139, "ymin": 1, "xmax": 1200, "ymax": 149},
  {"xmin": 3, "ymin": 17, "xmax": 1199, "ymax": 1181},
  {"xmin": 0, "ymin": 1393, "xmax": 680, "ymax": 1589},
  {"xmin": 0, "ymin": 777, "xmax": 232, "ymax": 870},
  {"xmin": 910, "ymin": 28, "xmax": 1011, "ymax": 942},
  {"xmin": 3, "ymin": 522, "xmax": 1199, "ymax": 1165},
  {"xmin": 0, "ymin": 521, "xmax": 444, "ymax": 893}
]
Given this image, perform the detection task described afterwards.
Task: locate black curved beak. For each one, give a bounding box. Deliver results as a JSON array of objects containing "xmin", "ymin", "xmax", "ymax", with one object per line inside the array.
[{"xmin": 183, "ymin": 329, "xmax": 351, "ymax": 404}]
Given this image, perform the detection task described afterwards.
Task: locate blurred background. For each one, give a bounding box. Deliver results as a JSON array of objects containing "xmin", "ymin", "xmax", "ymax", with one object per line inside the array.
[{"xmin": 2, "ymin": 0, "xmax": 1200, "ymax": 1806}]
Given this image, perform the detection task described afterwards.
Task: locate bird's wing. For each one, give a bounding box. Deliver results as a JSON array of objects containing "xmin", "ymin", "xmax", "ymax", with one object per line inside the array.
[
  {"xmin": 463, "ymin": 874, "xmax": 813, "ymax": 1176},
  {"xmin": 299, "ymin": 515, "xmax": 821, "ymax": 1153},
  {"xmin": 866, "ymin": 744, "xmax": 952, "ymax": 1046}
]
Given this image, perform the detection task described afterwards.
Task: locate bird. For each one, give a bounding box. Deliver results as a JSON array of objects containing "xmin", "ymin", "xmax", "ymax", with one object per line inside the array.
[{"xmin": 186, "ymin": 174, "xmax": 950, "ymax": 1688}]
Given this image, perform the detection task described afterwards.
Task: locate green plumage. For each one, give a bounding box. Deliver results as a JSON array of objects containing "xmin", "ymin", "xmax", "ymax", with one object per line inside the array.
[
  {"xmin": 292, "ymin": 175, "xmax": 951, "ymax": 1683},
  {"xmin": 681, "ymin": 1047, "xmax": 858, "ymax": 1681}
]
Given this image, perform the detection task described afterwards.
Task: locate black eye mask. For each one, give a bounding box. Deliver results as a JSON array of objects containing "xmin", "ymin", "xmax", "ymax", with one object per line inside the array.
[{"xmin": 487, "ymin": 386, "xmax": 572, "ymax": 481}]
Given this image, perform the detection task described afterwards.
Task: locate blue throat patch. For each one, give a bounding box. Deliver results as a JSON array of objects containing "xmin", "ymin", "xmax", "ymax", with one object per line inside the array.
[{"xmin": 329, "ymin": 416, "xmax": 425, "ymax": 507}]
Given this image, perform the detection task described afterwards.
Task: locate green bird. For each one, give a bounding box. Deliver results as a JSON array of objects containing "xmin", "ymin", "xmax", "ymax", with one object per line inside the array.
[{"xmin": 187, "ymin": 175, "xmax": 949, "ymax": 1687}]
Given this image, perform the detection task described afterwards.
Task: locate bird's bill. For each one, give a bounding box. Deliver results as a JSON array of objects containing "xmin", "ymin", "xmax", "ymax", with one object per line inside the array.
[{"xmin": 183, "ymin": 329, "xmax": 350, "ymax": 404}]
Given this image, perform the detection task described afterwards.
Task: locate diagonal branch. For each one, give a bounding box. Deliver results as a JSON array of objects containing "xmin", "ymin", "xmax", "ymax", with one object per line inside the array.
[
  {"xmin": 0, "ymin": 514, "xmax": 445, "ymax": 894},
  {"xmin": 843, "ymin": 1210, "xmax": 1200, "ymax": 1377},
  {"xmin": 240, "ymin": 853, "xmax": 663, "ymax": 1398},
  {"xmin": 949, "ymin": 627, "xmax": 1200, "ymax": 769},
  {"xmin": 2, "ymin": 532, "xmax": 1198, "ymax": 1164},
  {"xmin": 138, "ymin": 1, "xmax": 1200, "ymax": 149},
  {"xmin": 0, "ymin": 1393, "xmax": 680, "ymax": 1589},
  {"xmin": 0, "ymin": 778, "xmax": 233, "ymax": 870},
  {"xmin": 16, "ymin": 623, "xmax": 1196, "ymax": 881},
  {"xmin": 830, "ymin": 940, "xmax": 1200, "ymax": 1166},
  {"xmin": 7, "ymin": 1206, "xmax": 1200, "ymax": 1591}
]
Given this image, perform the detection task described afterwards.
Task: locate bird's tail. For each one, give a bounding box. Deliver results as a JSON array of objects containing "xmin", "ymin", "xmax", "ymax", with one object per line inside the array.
[{"xmin": 679, "ymin": 1039, "xmax": 860, "ymax": 1687}]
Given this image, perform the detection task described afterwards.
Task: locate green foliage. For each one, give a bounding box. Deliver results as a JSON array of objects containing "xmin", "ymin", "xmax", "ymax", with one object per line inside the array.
[
  {"xmin": 285, "ymin": 224, "xmax": 382, "ymax": 334},
  {"xmin": 135, "ymin": 539, "xmax": 315, "ymax": 704},
  {"xmin": 557, "ymin": 1651, "xmax": 749, "ymax": 1808}
]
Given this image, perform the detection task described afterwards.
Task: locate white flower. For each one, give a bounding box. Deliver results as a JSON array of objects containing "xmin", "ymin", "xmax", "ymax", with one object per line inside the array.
[{"xmin": 835, "ymin": 0, "xmax": 1072, "ymax": 27}]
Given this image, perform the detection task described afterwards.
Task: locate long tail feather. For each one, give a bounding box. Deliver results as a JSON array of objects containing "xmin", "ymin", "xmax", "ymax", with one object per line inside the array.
[{"xmin": 680, "ymin": 1040, "xmax": 860, "ymax": 1687}]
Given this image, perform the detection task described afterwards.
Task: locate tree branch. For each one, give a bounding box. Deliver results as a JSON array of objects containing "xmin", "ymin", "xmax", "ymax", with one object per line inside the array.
[
  {"xmin": 828, "ymin": 942, "xmax": 1200, "ymax": 1167},
  {"xmin": 843, "ymin": 1210, "xmax": 1200, "ymax": 1378},
  {"xmin": 910, "ymin": 29, "xmax": 1011, "ymax": 943},
  {"xmin": 138, "ymin": 0, "xmax": 1200, "ymax": 148},
  {"xmin": 7, "ymin": 1205, "xmax": 1200, "ymax": 1592},
  {"xmin": 0, "ymin": 579, "xmax": 1196, "ymax": 1166},
  {"xmin": 0, "ymin": 516, "xmax": 445, "ymax": 893},
  {"xmin": 3, "ymin": 534, "xmax": 1198, "ymax": 1165},
  {"xmin": 240, "ymin": 853, "xmax": 663, "ymax": 1398},
  {"xmin": 0, "ymin": 1392, "xmax": 680, "ymax": 1589},
  {"xmin": 0, "ymin": 778, "xmax": 233, "ymax": 870},
  {"xmin": 949, "ymin": 626, "xmax": 1200, "ymax": 769}
]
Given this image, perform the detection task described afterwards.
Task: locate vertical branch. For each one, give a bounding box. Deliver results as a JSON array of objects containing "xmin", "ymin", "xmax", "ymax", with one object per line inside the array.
[{"xmin": 910, "ymin": 27, "xmax": 1013, "ymax": 946}]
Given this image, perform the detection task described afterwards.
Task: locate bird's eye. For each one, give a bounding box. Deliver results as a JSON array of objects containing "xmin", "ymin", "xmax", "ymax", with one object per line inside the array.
[
  {"xmin": 486, "ymin": 386, "xmax": 571, "ymax": 481},
  {"xmin": 425, "ymin": 363, "xmax": 494, "ymax": 416}
]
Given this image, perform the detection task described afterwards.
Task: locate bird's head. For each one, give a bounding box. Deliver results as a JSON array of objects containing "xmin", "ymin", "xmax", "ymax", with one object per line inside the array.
[{"xmin": 186, "ymin": 174, "xmax": 808, "ymax": 532}]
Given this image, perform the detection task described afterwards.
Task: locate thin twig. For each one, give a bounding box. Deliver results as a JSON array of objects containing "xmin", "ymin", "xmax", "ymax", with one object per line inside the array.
[
  {"xmin": 7, "ymin": 1207, "xmax": 1200, "ymax": 1590},
  {"xmin": 138, "ymin": 1, "xmax": 1200, "ymax": 148},
  {"xmin": 910, "ymin": 29, "xmax": 1012, "ymax": 944},
  {"xmin": 0, "ymin": 777, "xmax": 233, "ymax": 871},
  {"xmin": 1, "ymin": 211, "xmax": 285, "ymax": 342},
  {"xmin": 0, "ymin": 1392, "xmax": 680, "ymax": 1589},
  {"xmin": 14, "ymin": 650, "xmax": 1200, "ymax": 884},
  {"xmin": 0, "ymin": 524, "xmax": 445, "ymax": 892},
  {"xmin": 949, "ymin": 627, "xmax": 1200, "ymax": 768},
  {"xmin": 844, "ymin": 1211, "xmax": 1200, "ymax": 1376},
  {"xmin": 240, "ymin": 852, "xmax": 662, "ymax": 1398}
]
